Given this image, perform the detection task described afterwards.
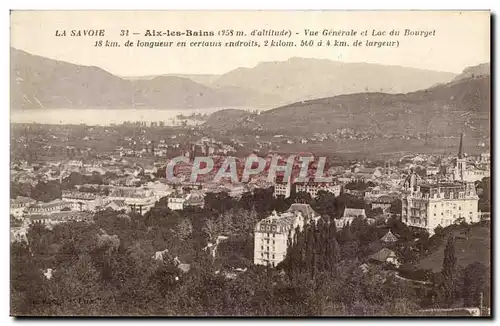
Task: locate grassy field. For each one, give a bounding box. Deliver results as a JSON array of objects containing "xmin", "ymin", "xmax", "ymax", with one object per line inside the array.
[{"xmin": 417, "ymin": 224, "xmax": 490, "ymax": 272}]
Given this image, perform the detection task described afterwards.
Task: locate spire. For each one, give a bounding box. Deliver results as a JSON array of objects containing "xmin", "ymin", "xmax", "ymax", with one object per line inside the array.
[{"xmin": 458, "ymin": 133, "xmax": 464, "ymax": 159}]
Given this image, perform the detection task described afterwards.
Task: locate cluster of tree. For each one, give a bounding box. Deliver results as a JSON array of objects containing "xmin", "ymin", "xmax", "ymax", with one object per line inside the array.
[
  {"xmin": 10, "ymin": 171, "xmax": 110, "ymax": 202},
  {"xmin": 421, "ymin": 236, "xmax": 490, "ymax": 309},
  {"xmin": 476, "ymin": 177, "xmax": 490, "ymax": 212},
  {"xmin": 11, "ymin": 215, "xmax": 420, "ymax": 316},
  {"xmin": 11, "ymin": 186, "xmax": 490, "ymax": 316},
  {"xmin": 11, "ymin": 180, "xmax": 62, "ymax": 203},
  {"xmin": 61, "ymin": 172, "xmax": 106, "ymax": 189}
]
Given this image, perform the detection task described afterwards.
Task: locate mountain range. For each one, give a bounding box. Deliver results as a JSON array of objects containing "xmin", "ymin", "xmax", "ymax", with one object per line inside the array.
[
  {"xmin": 10, "ymin": 48, "xmax": 279, "ymax": 110},
  {"xmin": 11, "ymin": 48, "xmax": 460, "ymax": 110}
]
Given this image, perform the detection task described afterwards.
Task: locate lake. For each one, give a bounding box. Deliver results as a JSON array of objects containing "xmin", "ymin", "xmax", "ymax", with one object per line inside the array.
[{"xmin": 10, "ymin": 107, "xmax": 262, "ymax": 126}]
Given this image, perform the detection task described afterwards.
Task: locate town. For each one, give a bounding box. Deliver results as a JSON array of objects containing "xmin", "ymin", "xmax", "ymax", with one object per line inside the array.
[{"xmin": 10, "ymin": 121, "xmax": 491, "ymax": 316}]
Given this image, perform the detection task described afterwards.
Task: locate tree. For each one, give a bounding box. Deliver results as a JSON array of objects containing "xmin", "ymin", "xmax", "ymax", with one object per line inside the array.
[
  {"xmin": 295, "ymin": 191, "xmax": 312, "ymax": 204},
  {"xmin": 477, "ymin": 177, "xmax": 491, "ymax": 212},
  {"xmin": 202, "ymin": 218, "xmax": 220, "ymax": 243},
  {"xmin": 462, "ymin": 262, "xmax": 489, "ymax": 307},
  {"xmin": 389, "ymin": 199, "xmax": 402, "ymax": 217},
  {"xmin": 312, "ymin": 191, "xmax": 336, "ymax": 219},
  {"xmin": 176, "ymin": 218, "xmax": 193, "ymax": 241},
  {"xmin": 439, "ymin": 235, "xmax": 457, "ymax": 306}
]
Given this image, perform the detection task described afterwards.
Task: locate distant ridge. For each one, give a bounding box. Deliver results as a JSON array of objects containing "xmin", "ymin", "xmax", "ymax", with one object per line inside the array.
[
  {"xmin": 212, "ymin": 57, "xmax": 457, "ymax": 103},
  {"xmin": 11, "ymin": 48, "xmax": 460, "ymax": 110},
  {"xmin": 10, "ymin": 48, "xmax": 280, "ymax": 110}
]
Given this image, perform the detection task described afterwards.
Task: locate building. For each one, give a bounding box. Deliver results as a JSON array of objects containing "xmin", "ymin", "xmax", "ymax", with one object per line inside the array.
[
  {"xmin": 108, "ymin": 187, "xmax": 157, "ymax": 215},
  {"xmin": 10, "ymin": 196, "xmax": 36, "ymax": 218},
  {"xmin": 371, "ymin": 195, "xmax": 397, "ymax": 215},
  {"xmin": 11, "ymin": 226, "xmax": 29, "ymax": 243},
  {"xmin": 102, "ymin": 200, "xmax": 129, "ymax": 212},
  {"xmin": 368, "ymin": 248, "xmax": 400, "ymax": 267},
  {"xmin": 167, "ymin": 196, "xmax": 185, "ymax": 210},
  {"xmin": 401, "ymin": 170, "xmax": 479, "ymax": 234},
  {"xmin": 273, "ymin": 175, "xmax": 293, "ymax": 198},
  {"xmin": 380, "ymin": 230, "xmax": 398, "ymax": 243},
  {"xmin": 26, "ymin": 199, "xmax": 71, "ymax": 216},
  {"xmin": 67, "ymin": 160, "xmax": 83, "ymax": 168},
  {"xmin": 335, "ymin": 207, "xmax": 367, "ymax": 229},
  {"xmin": 426, "ymin": 166, "xmax": 440, "ymax": 176},
  {"xmin": 28, "ymin": 211, "xmax": 93, "ymax": 226},
  {"xmin": 295, "ymin": 182, "xmax": 341, "ymax": 198},
  {"xmin": 167, "ymin": 192, "xmax": 205, "ymax": 211},
  {"xmin": 62, "ymin": 190, "xmax": 107, "ymax": 212},
  {"xmin": 254, "ymin": 204, "xmax": 320, "ymax": 267}
]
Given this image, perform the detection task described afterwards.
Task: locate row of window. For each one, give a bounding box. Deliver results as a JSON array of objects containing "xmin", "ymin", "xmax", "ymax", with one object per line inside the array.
[
  {"xmin": 260, "ymin": 253, "xmax": 276, "ymax": 259},
  {"xmin": 260, "ymin": 246, "xmax": 276, "ymax": 252},
  {"xmin": 260, "ymin": 224, "xmax": 277, "ymax": 232}
]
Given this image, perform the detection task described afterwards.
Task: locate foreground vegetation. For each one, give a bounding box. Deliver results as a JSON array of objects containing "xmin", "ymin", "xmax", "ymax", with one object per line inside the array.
[{"xmin": 11, "ymin": 190, "xmax": 490, "ymax": 316}]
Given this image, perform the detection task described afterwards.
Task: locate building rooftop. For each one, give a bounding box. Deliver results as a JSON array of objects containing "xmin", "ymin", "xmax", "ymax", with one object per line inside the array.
[
  {"xmin": 287, "ymin": 203, "xmax": 318, "ymax": 220},
  {"xmin": 342, "ymin": 208, "xmax": 366, "ymax": 218}
]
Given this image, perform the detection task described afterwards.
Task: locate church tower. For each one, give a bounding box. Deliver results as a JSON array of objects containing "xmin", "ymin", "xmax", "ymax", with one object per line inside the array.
[{"xmin": 455, "ymin": 133, "xmax": 466, "ymax": 182}]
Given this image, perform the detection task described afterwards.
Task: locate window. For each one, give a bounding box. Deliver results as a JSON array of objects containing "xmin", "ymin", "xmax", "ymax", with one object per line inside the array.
[
  {"xmin": 261, "ymin": 246, "xmax": 263, "ymax": 250},
  {"xmin": 267, "ymin": 246, "xmax": 269, "ymax": 251},
  {"xmin": 273, "ymin": 233, "xmax": 275, "ymax": 238},
  {"xmin": 267, "ymin": 239, "xmax": 269, "ymax": 244},
  {"xmin": 272, "ymin": 226, "xmax": 276, "ymax": 231},
  {"xmin": 261, "ymin": 253, "xmax": 263, "ymax": 257},
  {"xmin": 273, "ymin": 240, "xmax": 275, "ymax": 245},
  {"xmin": 273, "ymin": 254, "xmax": 275, "ymax": 259}
]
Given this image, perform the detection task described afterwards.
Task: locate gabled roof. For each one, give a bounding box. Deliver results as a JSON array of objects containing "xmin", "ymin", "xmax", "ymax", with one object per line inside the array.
[
  {"xmin": 342, "ymin": 208, "xmax": 366, "ymax": 218},
  {"xmin": 381, "ymin": 230, "xmax": 398, "ymax": 243},
  {"xmin": 287, "ymin": 203, "xmax": 317, "ymax": 219},
  {"xmin": 369, "ymin": 248, "xmax": 397, "ymax": 262},
  {"xmin": 106, "ymin": 200, "xmax": 127, "ymax": 208}
]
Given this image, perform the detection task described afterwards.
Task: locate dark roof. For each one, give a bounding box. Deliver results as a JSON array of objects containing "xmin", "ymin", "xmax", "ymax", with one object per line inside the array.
[
  {"xmin": 369, "ymin": 248, "xmax": 396, "ymax": 262},
  {"xmin": 287, "ymin": 203, "xmax": 317, "ymax": 219}
]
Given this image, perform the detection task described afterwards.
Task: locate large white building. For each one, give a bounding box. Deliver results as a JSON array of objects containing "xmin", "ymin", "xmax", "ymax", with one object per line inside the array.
[
  {"xmin": 108, "ymin": 187, "xmax": 157, "ymax": 215},
  {"xmin": 295, "ymin": 182, "xmax": 341, "ymax": 198},
  {"xmin": 254, "ymin": 203, "xmax": 320, "ymax": 267},
  {"xmin": 273, "ymin": 175, "xmax": 293, "ymax": 198},
  {"xmin": 401, "ymin": 170, "xmax": 479, "ymax": 234},
  {"xmin": 62, "ymin": 190, "xmax": 107, "ymax": 212}
]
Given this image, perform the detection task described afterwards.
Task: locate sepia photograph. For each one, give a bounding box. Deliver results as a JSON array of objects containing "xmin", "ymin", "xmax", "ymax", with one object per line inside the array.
[{"xmin": 9, "ymin": 10, "xmax": 491, "ymax": 317}]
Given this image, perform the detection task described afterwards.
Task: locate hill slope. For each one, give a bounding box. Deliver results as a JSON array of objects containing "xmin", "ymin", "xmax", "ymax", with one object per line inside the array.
[
  {"xmin": 206, "ymin": 64, "xmax": 490, "ymax": 140},
  {"xmin": 452, "ymin": 62, "xmax": 490, "ymax": 82}
]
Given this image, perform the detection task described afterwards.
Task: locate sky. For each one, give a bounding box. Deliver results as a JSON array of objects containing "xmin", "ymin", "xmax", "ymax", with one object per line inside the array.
[{"xmin": 10, "ymin": 10, "xmax": 490, "ymax": 76}]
